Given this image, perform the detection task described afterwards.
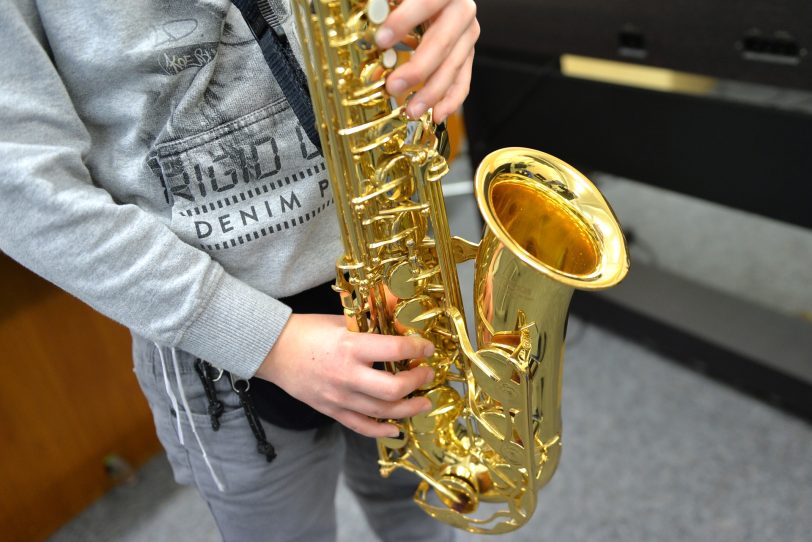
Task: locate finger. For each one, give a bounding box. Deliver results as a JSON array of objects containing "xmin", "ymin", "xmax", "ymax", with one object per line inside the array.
[
  {"xmin": 408, "ymin": 21, "xmax": 478, "ymax": 118},
  {"xmin": 346, "ymin": 392, "xmax": 432, "ymax": 420},
  {"xmin": 374, "ymin": 0, "xmax": 449, "ymax": 49},
  {"xmin": 335, "ymin": 410, "xmax": 401, "ymax": 438},
  {"xmin": 432, "ymin": 51, "xmax": 474, "ymax": 123},
  {"xmin": 384, "ymin": 0, "xmax": 477, "ymax": 96},
  {"xmin": 383, "ymin": 0, "xmax": 475, "ymax": 94},
  {"xmin": 354, "ymin": 365, "xmax": 435, "ymax": 402},
  {"xmin": 344, "ymin": 332, "xmax": 434, "ymax": 364}
]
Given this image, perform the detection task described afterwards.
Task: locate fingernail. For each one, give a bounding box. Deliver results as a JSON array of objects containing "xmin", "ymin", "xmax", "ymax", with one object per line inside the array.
[
  {"xmin": 388, "ymin": 426, "xmax": 400, "ymax": 438},
  {"xmin": 424, "ymin": 369, "xmax": 435, "ymax": 385},
  {"xmin": 375, "ymin": 27, "xmax": 394, "ymax": 48},
  {"xmin": 389, "ymin": 78, "xmax": 407, "ymax": 96},
  {"xmin": 423, "ymin": 342, "xmax": 435, "ymax": 358},
  {"xmin": 420, "ymin": 399, "xmax": 433, "ymax": 413},
  {"xmin": 408, "ymin": 101, "xmax": 427, "ymax": 119}
]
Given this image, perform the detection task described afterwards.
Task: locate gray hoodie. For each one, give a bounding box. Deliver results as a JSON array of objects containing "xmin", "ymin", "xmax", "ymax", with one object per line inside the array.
[{"xmin": 0, "ymin": 0, "xmax": 343, "ymax": 378}]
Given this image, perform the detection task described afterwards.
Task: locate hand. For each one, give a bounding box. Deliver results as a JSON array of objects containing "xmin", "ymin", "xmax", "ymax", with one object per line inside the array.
[
  {"xmin": 255, "ymin": 313, "xmax": 435, "ymax": 438},
  {"xmin": 374, "ymin": 0, "xmax": 479, "ymax": 123}
]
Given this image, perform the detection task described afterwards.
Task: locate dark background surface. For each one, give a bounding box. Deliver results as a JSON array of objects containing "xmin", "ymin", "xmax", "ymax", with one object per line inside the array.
[
  {"xmin": 475, "ymin": 0, "xmax": 812, "ymax": 91},
  {"xmin": 464, "ymin": 0, "xmax": 812, "ymax": 421}
]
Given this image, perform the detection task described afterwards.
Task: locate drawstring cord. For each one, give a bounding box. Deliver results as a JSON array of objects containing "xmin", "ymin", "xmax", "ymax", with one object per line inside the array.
[
  {"xmin": 230, "ymin": 373, "xmax": 277, "ymax": 463},
  {"xmin": 155, "ymin": 344, "xmax": 277, "ymax": 492},
  {"xmin": 194, "ymin": 358, "xmax": 277, "ymax": 463},
  {"xmin": 194, "ymin": 359, "xmax": 225, "ymax": 431},
  {"xmin": 170, "ymin": 348, "xmax": 226, "ymax": 492},
  {"xmin": 157, "ymin": 347, "xmax": 184, "ymax": 445},
  {"xmin": 156, "ymin": 344, "xmax": 226, "ymax": 492}
]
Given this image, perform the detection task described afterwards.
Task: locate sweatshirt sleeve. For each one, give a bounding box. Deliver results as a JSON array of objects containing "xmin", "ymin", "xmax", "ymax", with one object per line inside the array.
[{"xmin": 0, "ymin": 2, "xmax": 290, "ymax": 379}]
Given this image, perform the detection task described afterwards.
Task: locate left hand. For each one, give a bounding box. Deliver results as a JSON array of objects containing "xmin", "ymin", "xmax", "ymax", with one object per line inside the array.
[{"xmin": 374, "ymin": 0, "xmax": 480, "ymax": 123}]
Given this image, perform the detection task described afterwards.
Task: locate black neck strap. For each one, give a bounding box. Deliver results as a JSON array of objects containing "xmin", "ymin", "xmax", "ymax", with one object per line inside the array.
[{"xmin": 231, "ymin": 0, "xmax": 322, "ymax": 152}]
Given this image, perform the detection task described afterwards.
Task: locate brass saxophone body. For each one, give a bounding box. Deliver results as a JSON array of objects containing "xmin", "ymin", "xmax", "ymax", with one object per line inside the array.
[{"xmin": 291, "ymin": 0, "xmax": 629, "ymax": 533}]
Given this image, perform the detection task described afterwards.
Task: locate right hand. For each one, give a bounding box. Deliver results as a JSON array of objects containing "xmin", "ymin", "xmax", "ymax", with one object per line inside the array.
[
  {"xmin": 376, "ymin": 0, "xmax": 479, "ymax": 123},
  {"xmin": 255, "ymin": 313, "xmax": 436, "ymax": 438}
]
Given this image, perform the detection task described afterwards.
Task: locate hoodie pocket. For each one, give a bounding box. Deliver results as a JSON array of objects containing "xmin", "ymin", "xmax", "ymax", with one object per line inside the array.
[{"xmin": 148, "ymin": 97, "xmax": 327, "ymax": 249}]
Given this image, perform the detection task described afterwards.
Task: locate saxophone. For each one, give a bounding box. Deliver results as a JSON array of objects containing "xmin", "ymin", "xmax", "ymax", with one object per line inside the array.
[{"xmin": 291, "ymin": 0, "xmax": 629, "ymax": 533}]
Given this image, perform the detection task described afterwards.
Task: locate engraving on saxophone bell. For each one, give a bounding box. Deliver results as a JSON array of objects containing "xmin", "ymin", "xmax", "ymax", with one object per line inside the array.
[
  {"xmin": 503, "ymin": 279, "xmax": 536, "ymax": 302},
  {"xmin": 292, "ymin": 0, "xmax": 630, "ymax": 533}
]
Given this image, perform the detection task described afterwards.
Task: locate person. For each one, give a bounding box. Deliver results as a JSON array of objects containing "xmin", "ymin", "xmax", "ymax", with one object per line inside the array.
[{"xmin": 0, "ymin": 0, "xmax": 479, "ymax": 540}]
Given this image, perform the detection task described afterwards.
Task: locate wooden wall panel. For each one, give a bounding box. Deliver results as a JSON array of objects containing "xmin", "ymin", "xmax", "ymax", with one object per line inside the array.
[{"xmin": 0, "ymin": 254, "xmax": 161, "ymax": 542}]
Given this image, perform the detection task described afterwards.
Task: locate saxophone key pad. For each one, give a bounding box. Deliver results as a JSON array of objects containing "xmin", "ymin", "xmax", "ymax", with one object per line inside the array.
[
  {"xmin": 382, "ymin": 48, "xmax": 398, "ymax": 69},
  {"xmin": 366, "ymin": 0, "xmax": 390, "ymax": 25}
]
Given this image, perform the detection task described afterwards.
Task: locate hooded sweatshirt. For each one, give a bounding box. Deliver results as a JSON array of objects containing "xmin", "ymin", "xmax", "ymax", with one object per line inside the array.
[{"xmin": 0, "ymin": 0, "xmax": 343, "ymax": 380}]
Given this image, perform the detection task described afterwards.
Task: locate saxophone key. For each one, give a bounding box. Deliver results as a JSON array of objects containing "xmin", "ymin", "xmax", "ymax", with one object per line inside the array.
[{"xmin": 393, "ymin": 295, "xmax": 440, "ymax": 334}]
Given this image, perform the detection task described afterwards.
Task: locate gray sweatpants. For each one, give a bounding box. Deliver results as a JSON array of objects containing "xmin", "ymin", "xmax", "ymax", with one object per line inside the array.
[{"xmin": 132, "ymin": 336, "xmax": 455, "ymax": 542}]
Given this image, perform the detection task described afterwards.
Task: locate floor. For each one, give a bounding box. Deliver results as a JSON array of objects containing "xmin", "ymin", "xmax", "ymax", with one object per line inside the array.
[{"xmin": 48, "ymin": 142, "xmax": 812, "ymax": 541}]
